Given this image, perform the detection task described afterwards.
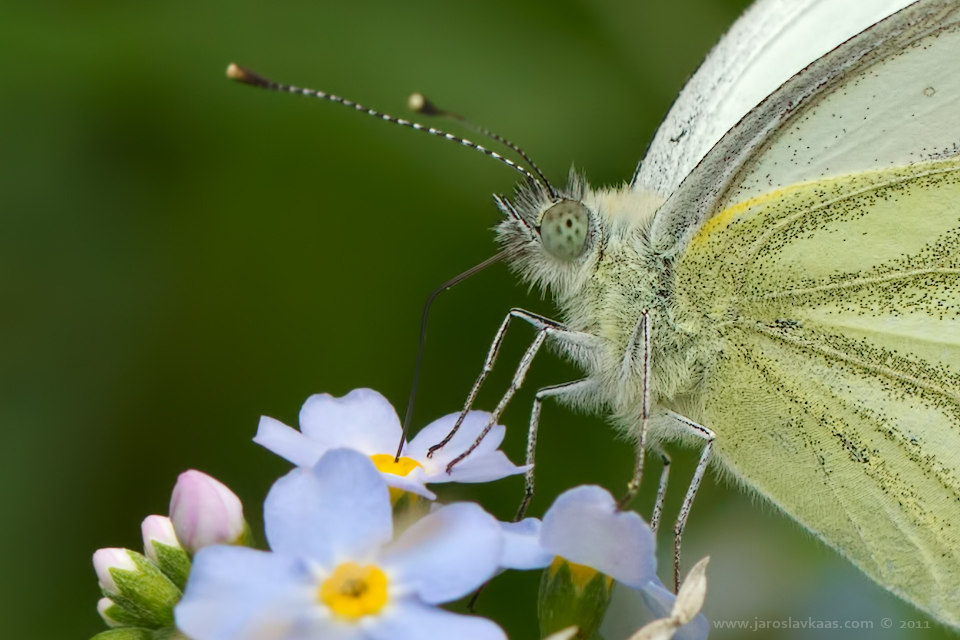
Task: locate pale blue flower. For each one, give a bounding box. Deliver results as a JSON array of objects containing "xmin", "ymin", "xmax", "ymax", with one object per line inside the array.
[
  {"xmin": 255, "ymin": 389, "xmax": 529, "ymax": 500},
  {"xmin": 502, "ymin": 486, "xmax": 709, "ymax": 640},
  {"xmin": 176, "ymin": 448, "xmax": 507, "ymax": 640}
]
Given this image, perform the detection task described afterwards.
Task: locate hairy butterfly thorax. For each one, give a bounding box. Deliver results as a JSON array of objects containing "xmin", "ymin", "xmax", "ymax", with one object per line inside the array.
[{"xmin": 494, "ymin": 173, "xmax": 710, "ymax": 424}]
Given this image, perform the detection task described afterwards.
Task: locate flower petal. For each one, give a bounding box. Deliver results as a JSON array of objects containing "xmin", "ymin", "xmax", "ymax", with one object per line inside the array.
[
  {"xmin": 406, "ymin": 412, "xmax": 505, "ymax": 470},
  {"xmin": 638, "ymin": 578, "xmax": 710, "ymax": 640},
  {"xmin": 379, "ymin": 503, "xmax": 502, "ymax": 603},
  {"xmin": 425, "ymin": 450, "xmax": 530, "ymax": 484},
  {"xmin": 541, "ymin": 486, "xmax": 656, "ymax": 588},
  {"xmin": 254, "ymin": 416, "xmax": 328, "ymax": 468},
  {"xmin": 367, "ymin": 600, "xmax": 506, "ymax": 640},
  {"xmin": 499, "ymin": 519, "xmax": 554, "ymax": 570},
  {"xmin": 636, "ymin": 577, "xmax": 674, "ymax": 619},
  {"xmin": 298, "ymin": 389, "xmax": 403, "ymax": 454},
  {"xmin": 264, "ymin": 449, "xmax": 392, "ymax": 564},
  {"xmin": 175, "ymin": 546, "xmax": 325, "ymax": 640},
  {"xmin": 381, "ymin": 467, "xmax": 436, "ymax": 500}
]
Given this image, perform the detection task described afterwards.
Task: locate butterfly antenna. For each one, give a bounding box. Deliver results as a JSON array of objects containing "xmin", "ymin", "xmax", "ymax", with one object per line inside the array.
[
  {"xmin": 227, "ymin": 64, "xmax": 546, "ymax": 195},
  {"xmin": 408, "ymin": 92, "xmax": 557, "ymax": 200},
  {"xmin": 394, "ymin": 250, "xmax": 509, "ymax": 460}
]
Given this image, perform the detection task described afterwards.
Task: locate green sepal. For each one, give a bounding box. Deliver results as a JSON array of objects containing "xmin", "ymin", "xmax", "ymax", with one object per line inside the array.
[
  {"xmin": 538, "ymin": 560, "xmax": 614, "ymax": 640},
  {"xmin": 99, "ymin": 599, "xmax": 151, "ymax": 628},
  {"xmin": 236, "ymin": 521, "xmax": 256, "ymax": 548},
  {"xmin": 151, "ymin": 542, "xmax": 191, "ymax": 591},
  {"xmin": 106, "ymin": 552, "xmax": 181, "ymax": 628},
  {"xmin": 91, "ymin": 629, "xmax": 189, "ymax": 640},
  {"xmin": 150, "ymin": 626, "xmax": 191, "ymax": 640},
  {"xmin": 90, "ymin": 628, "xmax": 153, "ymax": 640}
]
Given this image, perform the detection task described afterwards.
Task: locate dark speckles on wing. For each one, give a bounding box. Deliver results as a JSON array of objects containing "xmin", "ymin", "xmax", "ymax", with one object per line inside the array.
[{"xmin": 674, "ymin": 157, "xmax": 960, "ymax": 615}]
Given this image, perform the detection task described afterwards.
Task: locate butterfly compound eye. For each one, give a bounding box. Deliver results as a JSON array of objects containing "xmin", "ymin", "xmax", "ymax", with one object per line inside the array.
[{"xmin": 538, "ymin": 200, "xmax": 590, "ymax": 261}]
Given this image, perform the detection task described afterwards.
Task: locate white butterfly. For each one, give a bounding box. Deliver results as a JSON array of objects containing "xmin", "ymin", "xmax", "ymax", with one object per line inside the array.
[
  {"xmin": 481, "ymin": 0, "xmax": 960, "ymax": 628},
  {"xmin": 229, "ymin": 0, "xmax": 960, "ymax": 628}
]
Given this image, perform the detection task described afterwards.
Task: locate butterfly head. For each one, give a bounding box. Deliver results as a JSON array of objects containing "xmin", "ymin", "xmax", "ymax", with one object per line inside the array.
[{"xmin": 495, "ymin": 171, "xmax": 604, "ymax": 299}]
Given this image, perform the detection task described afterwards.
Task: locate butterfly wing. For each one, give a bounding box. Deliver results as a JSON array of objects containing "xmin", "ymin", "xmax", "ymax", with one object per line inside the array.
[
  {"xmin": 634, "ymin": 0, "xmax": 918, "ymax": 200},
  {"xmin": 652, "ymin": 0, "xmax": 960, "ymax": 254},
  {"xmin": 667, "ymin": 0, "xmax": 960, "ymax": 626}
]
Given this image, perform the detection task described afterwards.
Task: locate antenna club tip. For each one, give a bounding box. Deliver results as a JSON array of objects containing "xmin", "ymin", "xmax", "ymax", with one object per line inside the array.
[
  {"xmin": 226, "ymin": 63, "xmax": 271, "ymax": 87},
  {"xmin": 407, "ymin": 92, "xmax": 425, "ymax": 111},
  {"xmin": 226, "ymin": 63, "xmax": 245, "ymax": 80},
  {"xmin": 408, "ymin": 92, "xmax": 442, "ymax": 116}
]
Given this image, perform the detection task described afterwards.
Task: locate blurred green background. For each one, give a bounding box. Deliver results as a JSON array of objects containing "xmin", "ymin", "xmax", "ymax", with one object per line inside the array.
[{"xmin": 1, "ymin": 1, "xmax": 951, "ymax": 638}]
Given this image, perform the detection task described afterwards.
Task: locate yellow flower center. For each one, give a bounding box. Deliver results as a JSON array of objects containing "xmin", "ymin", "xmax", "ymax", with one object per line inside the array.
[
  {"xmin": 369, "ymin": 454, "xmax": 424, "ymax": 503},
  {"xmin": 369, "ymin": 454, "xmax": 423, "ymax": 476},
  {"xmin": 549, "ymin": 556, "xmax": 612, "ymax": 590},
  {"xmin": 319, "ymin": 562, "xmax": 388, "ymax": 620}
]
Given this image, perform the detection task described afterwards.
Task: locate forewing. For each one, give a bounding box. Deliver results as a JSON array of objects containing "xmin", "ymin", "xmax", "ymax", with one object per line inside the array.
[
  {"xmin": 633, "ymin": 0, "xmax": 917, "ymax": 199},
  {"xmin": 675, "ymin": 158, "xmax": 960, "ymax": 626},
  {"xmin": 650, "ymin": 0, "xmax": 960, "ymax": 256}
]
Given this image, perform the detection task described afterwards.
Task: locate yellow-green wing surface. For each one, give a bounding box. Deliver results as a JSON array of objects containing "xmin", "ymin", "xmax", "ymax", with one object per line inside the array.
[
  {"xmin": 676, "ymin": 158, "xmax": 960, "ymax": 625},
  {"xmin": 662, "ymin": 1, "xmax": 960, "ymax": 624}
]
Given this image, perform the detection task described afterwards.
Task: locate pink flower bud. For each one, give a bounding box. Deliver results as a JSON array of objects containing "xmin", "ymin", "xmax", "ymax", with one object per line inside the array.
[
  {"xmin": 93, "ymin": 548, "xmax": 137, "ymax": 594},
  {"xmin": 141, "ymin": 515, "xmax": 181, "ymax": 563},
  {"xmin": 169, "ymin": 470, "xmax": 245, "ymax": 553},
  {"xmin": 97, "ymin": 598, "xmax": 123, "ymax": 627}
]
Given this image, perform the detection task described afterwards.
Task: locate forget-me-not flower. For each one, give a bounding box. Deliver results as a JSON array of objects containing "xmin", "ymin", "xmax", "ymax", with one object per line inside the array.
[
  {"xmin": 255, "ymin": 388, "xmax": 529, "ymax": 500},
  {"xmin": 501, "ymin": 486, "xmax": 709, "ymax": 640},
  {"xmin": 175, "ymin": 448, "xmax": 507, "ymax": 640}
]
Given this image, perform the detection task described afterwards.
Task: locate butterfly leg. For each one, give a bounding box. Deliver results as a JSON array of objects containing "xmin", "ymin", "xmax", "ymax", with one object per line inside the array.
[
  {"xmin": 430, "ymin": 324, "xmax": 546, "ymax": 467},
  {"xmin": 649, "ymin": 450, "xmax": 671, "ymax": 534},
  {"xmin": 444, "ymin": 324, "xmax": 598, "ymax": 473},
  {"xmin": 427, "ymin": 311, "xmax": 518, "ymax": 458},
  {"xmin": 618, "ymin": 311, "xmax": 651, "ymax": 509},
  {"xmin": 429, "ymin": 308, "xmax": 599, "ymax": 460},
  {"xmin": 467, "ymin": 378, "xmax": 596, "ymax": 613},
  {"xmin": 665, "ymin": 411, "xmax": 714, "ymax": 592},
  {"xmin": 515, "ymin": 378, "xmax": 597, "ymax": 521},
  {"xmin": 615, "ymin": 311, "xmax": 672, "ymax": 530}
]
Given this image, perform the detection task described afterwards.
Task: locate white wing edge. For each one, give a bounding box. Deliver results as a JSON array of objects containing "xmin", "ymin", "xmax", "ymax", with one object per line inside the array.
[
  {"xmin": 647, "ymin": 0, "xmax": 960, "ymax": 257},
  {"xmin": 633, "ymin": 0, "xmax": 919, "ymax": 199}
]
